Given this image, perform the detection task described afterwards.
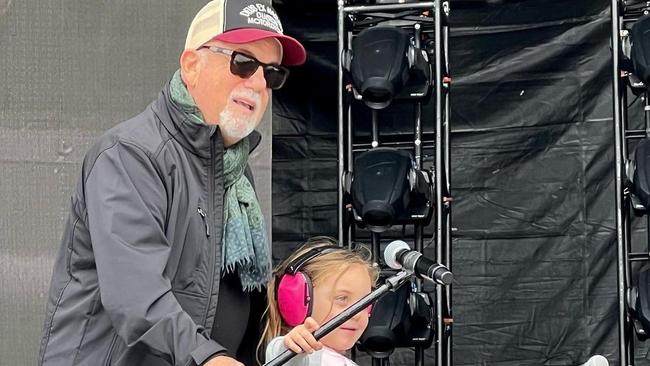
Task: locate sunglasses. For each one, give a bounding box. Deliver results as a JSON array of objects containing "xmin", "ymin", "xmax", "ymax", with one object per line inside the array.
[{"xmin": 200, "ymin": 46, "xmax": 289, "ymax": 90}]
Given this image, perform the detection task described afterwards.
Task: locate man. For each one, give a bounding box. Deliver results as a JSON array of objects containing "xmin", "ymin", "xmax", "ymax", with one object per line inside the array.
[{"xmin": 38, "ymin": 1, "xmax": 305, "ymax": 365}]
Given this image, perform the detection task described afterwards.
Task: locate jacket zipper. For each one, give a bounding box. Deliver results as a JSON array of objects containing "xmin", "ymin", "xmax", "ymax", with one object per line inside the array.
[
  {"xmin": 202, "ymin": 134, "xmax": 217, "ymax": 327},
  {"xmin": 103, "ymin": 333, "xmax": 119, "ymax": 366},
  {"xmin": 197, "ymin": 207, "xmax": 210, "ymax": 237}
]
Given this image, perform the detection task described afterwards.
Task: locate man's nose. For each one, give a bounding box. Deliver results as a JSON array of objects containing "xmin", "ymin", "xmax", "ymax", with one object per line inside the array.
[{"xmin": 244, "ymin": 66, "xmax": 267, "ymax": 90}]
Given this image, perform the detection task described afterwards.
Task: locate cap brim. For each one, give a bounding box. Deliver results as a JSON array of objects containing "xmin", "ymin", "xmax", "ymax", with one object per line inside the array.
[{"xmin": 215, "ymin": 28, "xmax": 306, "ymax": 66}]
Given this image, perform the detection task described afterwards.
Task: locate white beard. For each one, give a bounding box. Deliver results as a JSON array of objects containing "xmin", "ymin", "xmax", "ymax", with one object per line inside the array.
[
  {"xmin": 219, "ymin": 108, "xmax": 257, "ymax": 141},
  {"xmin": 219, "ymin": 89, "xmax": 262, "ymax": 143}
]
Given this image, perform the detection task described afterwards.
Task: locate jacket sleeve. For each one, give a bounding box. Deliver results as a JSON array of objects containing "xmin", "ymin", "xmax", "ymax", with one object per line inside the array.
[{"xmin": 84, "ymin": 140, "xmax": 225, "ymax": 366}]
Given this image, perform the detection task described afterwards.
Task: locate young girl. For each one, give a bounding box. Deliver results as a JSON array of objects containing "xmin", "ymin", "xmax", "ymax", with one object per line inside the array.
[{"xmin": 261, "ymin": 237, "xmax": 379, "ymax": 366}]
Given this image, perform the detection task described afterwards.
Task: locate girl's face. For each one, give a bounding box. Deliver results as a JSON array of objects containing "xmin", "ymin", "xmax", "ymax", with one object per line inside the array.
[{"xmin": 311, "ymin": 263, "xmax": 373, "ymax": 353}]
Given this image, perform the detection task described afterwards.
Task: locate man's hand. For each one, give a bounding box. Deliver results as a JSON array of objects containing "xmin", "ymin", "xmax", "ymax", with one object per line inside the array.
[
  {"xmin": 283, "ymin": 317, "xmax": 324, "ymax": 354},
  {"xmin": 203, "ymin": 355, "xmax": 245, "ymax": 366}
]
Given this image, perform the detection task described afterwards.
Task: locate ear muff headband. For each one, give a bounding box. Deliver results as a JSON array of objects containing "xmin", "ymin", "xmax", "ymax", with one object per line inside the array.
[{"xmin": 284, "ymin": 245, "xmax": 341, "ymax": 274}]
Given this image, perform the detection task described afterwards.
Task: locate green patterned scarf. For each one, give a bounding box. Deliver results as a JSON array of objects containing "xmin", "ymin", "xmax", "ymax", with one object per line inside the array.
[{"xmin": 169, "ymin": 70, "xmax": 270, "ymax": 291}]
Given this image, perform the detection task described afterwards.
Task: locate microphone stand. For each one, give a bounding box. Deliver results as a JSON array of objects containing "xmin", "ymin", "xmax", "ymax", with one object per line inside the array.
[{"xmin": 264, "ymin": 270, "xmax": 413, "ymax": 366}]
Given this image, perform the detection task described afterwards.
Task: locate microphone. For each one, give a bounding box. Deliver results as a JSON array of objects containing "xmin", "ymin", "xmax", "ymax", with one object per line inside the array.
[
  {"xmin": 383, "ymin": 240, "xmax": 453, "ymax": 285},
  {"xmin": 580, "ymin": 355, "xmax": 608, "ymax": 366}
]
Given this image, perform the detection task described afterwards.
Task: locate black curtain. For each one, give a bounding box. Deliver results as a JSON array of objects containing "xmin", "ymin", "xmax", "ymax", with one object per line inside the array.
[{"xmin": 272, "ymin": 0, "xmax": 650, "ymax": 364}]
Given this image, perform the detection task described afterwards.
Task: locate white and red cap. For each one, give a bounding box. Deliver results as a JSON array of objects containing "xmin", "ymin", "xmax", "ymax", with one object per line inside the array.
[{"xmin": 184, "ymin": 0, "xmax": 306, "ymax": 65}]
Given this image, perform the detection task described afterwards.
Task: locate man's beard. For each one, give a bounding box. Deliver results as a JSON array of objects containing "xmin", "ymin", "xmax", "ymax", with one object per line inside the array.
[
  {"xmin": 219, "ymin": 107, "xmax": 257, "ymax": 141},
  {"xmin": 219, "ymin": 90, "xmax": 262, "ymax": 143}
]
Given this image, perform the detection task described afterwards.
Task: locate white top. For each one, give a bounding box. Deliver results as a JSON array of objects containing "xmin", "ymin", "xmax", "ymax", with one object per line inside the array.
[{"xmin": 265, "ymin": 336, "xmax": 359, "ymax": 366}]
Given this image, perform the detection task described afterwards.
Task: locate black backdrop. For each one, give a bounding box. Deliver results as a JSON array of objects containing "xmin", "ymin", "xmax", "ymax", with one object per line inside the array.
[
  {"xmin": 270, "ymin": 0, "xmax": 650, "ymax": 364},
  {"xmin": 6, "ymin": 0, "xmax": 642, "ymax": 365}
]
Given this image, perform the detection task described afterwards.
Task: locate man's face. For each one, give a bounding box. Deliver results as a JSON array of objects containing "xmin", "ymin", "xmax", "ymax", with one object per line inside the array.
[
  {"xmin": 189, "ymin": 37, "xmax": 282, "ymax": 147},
  {"xmin": 311, "ymin": 264, "xmax": 373, "ymax": 353}
]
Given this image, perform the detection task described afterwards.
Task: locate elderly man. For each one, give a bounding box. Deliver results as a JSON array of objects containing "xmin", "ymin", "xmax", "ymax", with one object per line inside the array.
[{"xmin": 37, "ymin": 1, "xmax": 305, "ymax": 365}]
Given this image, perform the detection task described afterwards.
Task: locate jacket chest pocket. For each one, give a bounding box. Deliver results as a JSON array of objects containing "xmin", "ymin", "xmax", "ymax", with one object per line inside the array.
[{"xmin": 171, "ymin": 205, "xmax": 212, "ymax": 294}]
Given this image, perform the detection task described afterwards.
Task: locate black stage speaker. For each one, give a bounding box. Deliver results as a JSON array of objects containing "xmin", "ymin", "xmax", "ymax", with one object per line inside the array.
[
  {"xmin": 630, "ymin": 265, "xmax": 650, "ymax": 340},
  {"xmin": 629, "ymin": 139, "xmax": 650, "ymax": 209},
  {"xmin": 350, "ymin": 26, "xmax": 412, "ymax": 109},
  {"xmin": 350, "ymin": 148, "xmax": 433, "ymax": 232},
  {"xmin": 631, "ymin": 14, "xmax": 650, "ymax": 85},
  {"xmin": 358, "ymin": 277, "xmax": 434, "ymax": 357}
]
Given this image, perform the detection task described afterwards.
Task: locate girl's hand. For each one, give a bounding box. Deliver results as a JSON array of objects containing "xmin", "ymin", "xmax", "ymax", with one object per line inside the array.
[{"xmin": 283, "ymin": 317, "xmax": 324, "ymax": 354}]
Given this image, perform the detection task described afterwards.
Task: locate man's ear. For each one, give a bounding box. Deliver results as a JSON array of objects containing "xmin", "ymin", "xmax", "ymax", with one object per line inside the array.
[{"xmin": 180, "ymin": 49, "xmax": 201, "ymax": 88}]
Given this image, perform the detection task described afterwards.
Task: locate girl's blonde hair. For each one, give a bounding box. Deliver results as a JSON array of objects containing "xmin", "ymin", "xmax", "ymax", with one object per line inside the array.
[{"xmin": 257, "ymin": 236, "xmax": 379, "ymax": 362}]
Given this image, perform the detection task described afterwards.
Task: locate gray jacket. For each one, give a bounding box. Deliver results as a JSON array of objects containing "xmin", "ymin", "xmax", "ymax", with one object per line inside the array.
[{"xmin": 38, "ymin": 82, "xmax": 262, "ymax": 366}]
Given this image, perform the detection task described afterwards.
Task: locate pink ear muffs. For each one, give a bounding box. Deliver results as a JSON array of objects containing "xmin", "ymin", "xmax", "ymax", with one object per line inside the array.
[
  {"xmin": 275, "ymin": 245, "xmax": 341, "ymax": 327},
  {"xmin": 277, "ymin": 272, "xmax": 314, "ymax": 327}
]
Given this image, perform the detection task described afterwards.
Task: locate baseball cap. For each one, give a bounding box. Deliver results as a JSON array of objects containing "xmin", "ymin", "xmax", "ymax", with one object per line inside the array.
[{"xmin": 184, "ymin": 0, "xmax": 306, "ymax": 65}]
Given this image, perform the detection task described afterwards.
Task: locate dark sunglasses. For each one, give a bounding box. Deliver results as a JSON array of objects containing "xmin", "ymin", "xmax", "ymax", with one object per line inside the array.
[{"xmin": 200, "ymin": 45, "xmax": 289, "ymax": 90}]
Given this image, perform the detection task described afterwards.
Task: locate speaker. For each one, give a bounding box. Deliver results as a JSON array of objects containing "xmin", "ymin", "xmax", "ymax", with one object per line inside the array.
[
  {"xmin": 631, "ymin": 14, "xmax": 650, "ymax": 85},
  {"xmin": 628, "ymin": 139, "xmax": 650, "ymax": 209},
  {"xmin": 357, "ymin": 276, "xmax": 434, "ymax": 358},
  {"xmin": 629, "ymin": 264, "xmax": 650, "ymax": 340},
  {"xmin": 350, "ymin": 148, "xmax": 433, "ymax": 232},
  {"xmin": 350, "ymin": 26, "xmax": 412, "ymax": 109}
]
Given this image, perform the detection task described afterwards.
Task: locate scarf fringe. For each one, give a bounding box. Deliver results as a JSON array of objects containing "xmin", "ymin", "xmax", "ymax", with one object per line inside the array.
[{"xmin": 223, "ymin": 255, "xmax": 271, "ymax": 290}]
